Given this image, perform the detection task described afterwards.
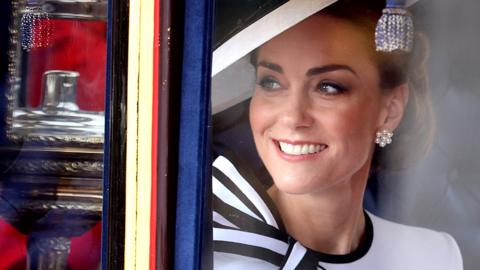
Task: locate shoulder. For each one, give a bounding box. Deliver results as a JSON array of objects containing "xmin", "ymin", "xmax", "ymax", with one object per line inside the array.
[
  {"xmin": 212, "ymin": 155, "xmax": 288, "ymax": 269},
  {"xmin": 214, "ymin": 252, "xmax": 279, "ymax": 270},
  {"xmin": 212, "ymin": 155, "xmax": 282, "ymax": 229},
  {"xmin": 368, "ymin": 213, "xmax": 463, "ymax": 270}
]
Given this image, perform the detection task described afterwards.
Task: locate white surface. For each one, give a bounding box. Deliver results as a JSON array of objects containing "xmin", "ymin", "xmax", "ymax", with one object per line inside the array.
[{"xmin": 212, "ymin": 0, "xmax": 338, "ymax": 76}]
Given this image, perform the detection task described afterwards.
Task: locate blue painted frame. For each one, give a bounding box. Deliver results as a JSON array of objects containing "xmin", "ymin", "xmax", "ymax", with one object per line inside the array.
[{"xmin": 174, "ymin": 0, "xmax": 214, "ymax": 269}]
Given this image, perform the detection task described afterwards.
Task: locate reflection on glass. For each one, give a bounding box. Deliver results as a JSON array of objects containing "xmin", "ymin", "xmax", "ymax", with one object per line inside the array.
[
  {"xmin": 14, "ymin": 70, "xmax": 104, "ymax": 137},
  {"xmin": 0, "ymin": 0, "xmax": 107, "ymax": 269},
  {"xmin": 8, "ymin": 0, "xmax": 107, "ymax": 144}
]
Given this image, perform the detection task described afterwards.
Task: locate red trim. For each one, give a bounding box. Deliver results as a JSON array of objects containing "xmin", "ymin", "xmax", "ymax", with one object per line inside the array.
[{"xmin": 150, "ymin": 0, "xmax": 161, "ymax": 269}]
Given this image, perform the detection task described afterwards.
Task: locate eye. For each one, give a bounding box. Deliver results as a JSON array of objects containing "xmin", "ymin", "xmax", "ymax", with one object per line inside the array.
[
  {"xmin": 257, "ymin": 76, "xmax": 282, "ymax": 91},
  {"xmin": 316, "ymin": 81, "xmax": 347, "ymax": 95}
]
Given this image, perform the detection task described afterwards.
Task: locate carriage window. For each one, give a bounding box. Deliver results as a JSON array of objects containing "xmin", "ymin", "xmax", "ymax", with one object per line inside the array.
[
  {"xmin": 210, "ymin": 1, "xmax": 480, "ymax": 270},
  {"xmin": 0, "ymin": 0, "xmax": 107, "ymax": 268}
]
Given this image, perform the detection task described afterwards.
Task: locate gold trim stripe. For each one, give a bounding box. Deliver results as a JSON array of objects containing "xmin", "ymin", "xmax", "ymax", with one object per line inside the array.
[{"xmin": 125, "ymin": 0, "xmax": 155, "ymax": 268}]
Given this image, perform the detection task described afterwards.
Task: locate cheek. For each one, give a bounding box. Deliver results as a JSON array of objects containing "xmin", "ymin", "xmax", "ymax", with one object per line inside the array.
[
  {"xmin": 249, "ymin": 96, "xmax": 262, "ymax": 135},
  {"xmin": 322, "ymin": 102, "xmax": 379, "ymax": 155},
  {"xmin": 249, "ymin": 93, "xmax": 272, "ymax": 136},
  {"xmin": 249, "ymin": 96, "xmax": 273, "ymax": 164}
]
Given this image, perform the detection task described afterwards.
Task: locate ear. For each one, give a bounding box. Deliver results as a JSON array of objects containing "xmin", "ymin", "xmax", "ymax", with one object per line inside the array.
[{"xmin": 378, "ymin": 83, "xmax": 409, "ymax": 131}]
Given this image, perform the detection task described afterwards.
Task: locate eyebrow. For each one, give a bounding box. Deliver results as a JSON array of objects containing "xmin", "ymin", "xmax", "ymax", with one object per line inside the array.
[
  {"xmin": 257, "ymin": 61, "xmax": 357, "ymax": 77},
  {"xmin": 306, "ymin": 64, "xmax": 357, "ymax": 77},
  {"xmin": 257, "ymin": 61, "xmax": 283, "ymax": 73}
]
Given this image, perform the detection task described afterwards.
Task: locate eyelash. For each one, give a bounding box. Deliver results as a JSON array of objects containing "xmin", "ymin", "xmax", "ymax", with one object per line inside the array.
[
  {"xmin": 316, "ymin": 81, "xmax": 347, "ymax": 95},
  {"xmin": 256, "ymin": 76, "xmax": 348, "ymax": 96},
  {"xmin": 257, "ymin": 76, "xmax": 282, "ymax": 91}
]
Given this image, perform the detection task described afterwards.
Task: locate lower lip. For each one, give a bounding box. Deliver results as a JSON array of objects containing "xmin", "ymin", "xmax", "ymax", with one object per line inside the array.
[{"xmin": 274, "ymin": 141, "xmax": 327, "ymax": 162}]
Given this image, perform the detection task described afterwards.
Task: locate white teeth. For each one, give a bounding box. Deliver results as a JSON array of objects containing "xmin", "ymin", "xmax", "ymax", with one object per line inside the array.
[
  {"xmin": 293, "ymin": 145, "xmax": 301, "ymax": 155},
  {"xmin": 279, "ymin": 142, "xmax": 326, "ymax": 155}
]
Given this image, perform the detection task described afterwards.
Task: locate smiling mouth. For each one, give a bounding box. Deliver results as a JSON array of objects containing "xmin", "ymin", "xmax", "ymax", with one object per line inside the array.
[{"xmin": 278, "ymin": 141, "xmax": 327, "ymax": 156}]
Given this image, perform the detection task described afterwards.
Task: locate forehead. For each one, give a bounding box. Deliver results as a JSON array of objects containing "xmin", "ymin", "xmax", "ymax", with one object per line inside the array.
[{"xmin": 256, "ymin": 15, "xmax": 375, "ymax": 68}]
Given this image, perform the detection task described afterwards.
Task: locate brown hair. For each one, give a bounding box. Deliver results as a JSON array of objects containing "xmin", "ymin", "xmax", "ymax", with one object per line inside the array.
[{"xmin": 322, "ymin": 0, "xmax": 435, "ymax": 171}]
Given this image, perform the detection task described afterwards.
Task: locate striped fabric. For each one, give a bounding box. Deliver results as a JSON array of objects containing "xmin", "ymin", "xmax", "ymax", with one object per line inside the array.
[
  {"xmin": 212, "ymin": 154, "xmax": 347, "ymax": 269},
  {"xmin": 211, "ymin": 154, "xmax": 463, "ymax": 270},
  {"xmin": 212, "ymin": 155, "xmax": 289, "ymax": 267}
]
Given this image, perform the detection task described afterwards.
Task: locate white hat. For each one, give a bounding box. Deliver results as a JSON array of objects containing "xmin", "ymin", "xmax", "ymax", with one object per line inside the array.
[{"xmin": 211, "ymin": 0, "xmax": 419, "ymax": 114}]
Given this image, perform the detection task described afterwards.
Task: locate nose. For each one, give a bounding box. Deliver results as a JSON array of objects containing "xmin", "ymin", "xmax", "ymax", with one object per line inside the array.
[{"xmin": 280, "ymin": 90, "xmax": 313, "ymax": 129}]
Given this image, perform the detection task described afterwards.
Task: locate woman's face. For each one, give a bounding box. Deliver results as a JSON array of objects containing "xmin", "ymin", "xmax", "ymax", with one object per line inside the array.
[{"xmin": 250, "ymin": 15, "xmax": 397, "ymax": 195}]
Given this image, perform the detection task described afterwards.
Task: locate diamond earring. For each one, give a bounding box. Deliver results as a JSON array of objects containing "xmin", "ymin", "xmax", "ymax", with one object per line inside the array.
[{"xmin": 375, "ymin": 129, "xmax": 393, "ymax": 148}]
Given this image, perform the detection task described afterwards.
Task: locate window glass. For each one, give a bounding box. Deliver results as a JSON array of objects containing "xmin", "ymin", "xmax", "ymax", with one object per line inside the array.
[
  {"xmin": 210, "ymin": 1, "xmax": 479, "ymax": 270},
  {"xmin": 0, "ymin": 0, "xmax": 107, "ymax": 268}
]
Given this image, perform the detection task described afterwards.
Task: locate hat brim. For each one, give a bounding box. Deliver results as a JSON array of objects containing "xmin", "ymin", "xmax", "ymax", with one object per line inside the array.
[
  {"xmin": 212, "ymin": 0, "xmax": 338, "ymax": 77},
  {"xmin": 211, "ymin": 0, "xmax": 419, "ymax": 114}
]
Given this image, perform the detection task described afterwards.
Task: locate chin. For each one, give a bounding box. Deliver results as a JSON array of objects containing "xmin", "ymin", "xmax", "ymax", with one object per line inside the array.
[{"xmin": 270, "ymin": 173, "xmax": 326, "ymax": 195}]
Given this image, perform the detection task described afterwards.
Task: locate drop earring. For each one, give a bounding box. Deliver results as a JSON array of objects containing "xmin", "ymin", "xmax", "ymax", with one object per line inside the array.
[{"xmin": 375, "ymin": 129, "xmax": 393, "ymax": 148}]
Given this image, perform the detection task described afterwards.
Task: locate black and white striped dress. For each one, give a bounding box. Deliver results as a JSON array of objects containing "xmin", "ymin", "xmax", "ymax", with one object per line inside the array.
[{"xmin": 212, "ymin": 154, "xmax": 463, "ymax": 270}]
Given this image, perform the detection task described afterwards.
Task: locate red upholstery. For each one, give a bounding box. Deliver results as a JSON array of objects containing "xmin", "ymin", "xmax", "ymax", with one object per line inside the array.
[
  {"xmin": 0, "ymin": 219, "xmax": 101, "ymax": 270},
  {"xmin": 26, "ymin": 19, "xmax": 107, "ymax": 111},
  {"xmin": 0, "ymin": 220, "xmax": 26, "ymax": 270}
]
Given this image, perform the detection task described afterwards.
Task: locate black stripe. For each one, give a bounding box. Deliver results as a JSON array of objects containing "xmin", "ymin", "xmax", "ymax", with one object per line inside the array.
[
  {"xmin": 213, "ymin": 219, "xmax": 286, "ymax": 242},
  {"xmin": 213, "ymin": 221, "xmax": 235, "ymax": 229},
  {"xmin": 279, "ymin": 238, "xmax": 295, "ymax": 268},
  {"xmin": 294, "ymin": 211, "xmax": 375, "ymax": 265},
  {"xmin": 293, "ymin": 253, "xmax": 324, "ymax": 270},
  {"xmin": 214, "ymin": 240, "xmax": 285, "ymax": 266},
  {"xmin": 311, "ymin": 211, "xmax": 373, "ymax": 264},
  {"xmin": 280, "ymin": 240, "xmax": 327, "ymax": 270},
  {"xmin": 213, "ymin": 150, "xmax": 285, "ymax": 231},
  {"xmin": 213, "ymin": 166, "xmax": 266, "ymax": 223},
  {"xmin": 213, "ymin": 195, "xmax": 288, "ymax": 241}
]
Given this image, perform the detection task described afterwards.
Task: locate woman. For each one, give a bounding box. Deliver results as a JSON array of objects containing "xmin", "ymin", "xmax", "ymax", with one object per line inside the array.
[{"xmin": 212, "ymin": 0, "xmax": 463, "ymax": 269}]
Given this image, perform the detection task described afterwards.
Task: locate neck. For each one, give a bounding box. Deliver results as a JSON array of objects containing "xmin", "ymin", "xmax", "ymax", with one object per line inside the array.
[{"xmin": 268, "ymin": 166, "xmax": 370, "ymax": 255}]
